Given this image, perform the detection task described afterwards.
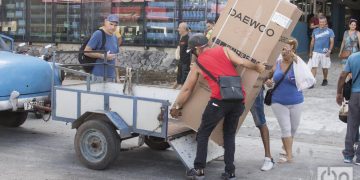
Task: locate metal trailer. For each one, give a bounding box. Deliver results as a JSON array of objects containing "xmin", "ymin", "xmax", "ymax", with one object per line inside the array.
[{"xmin": 51, "ymin": 51, "xmax": 223, "ymax": 170}]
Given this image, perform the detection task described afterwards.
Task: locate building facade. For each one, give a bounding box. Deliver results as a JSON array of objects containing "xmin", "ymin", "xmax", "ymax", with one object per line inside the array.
[{"xmin": 0, "ymin": 0, "xmax": 359, "ymax": 53}]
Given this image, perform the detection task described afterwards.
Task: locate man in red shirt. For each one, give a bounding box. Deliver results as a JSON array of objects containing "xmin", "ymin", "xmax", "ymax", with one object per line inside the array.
[{"xmin": 170, "ymin": 34, "xmax": 265, "ymax": 179}]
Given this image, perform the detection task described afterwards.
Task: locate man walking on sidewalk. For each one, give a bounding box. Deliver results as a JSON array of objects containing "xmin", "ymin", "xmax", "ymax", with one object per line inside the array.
[
  {"xmin": 250, "ymin": 87, "xmax": 274, "ymax": 171},
  {"xmin": 336, "ymin": 51, "xmax": 360, "ymax": 165},
  {"xmin": 308, "ymin": 16, "xmax": 334, "ymax": 86},
  {"xmin": 173, "ymin": 22, "xmax": 191, "ymax": 89},
  {"xmin": 84, "ymin": 14, "xmax": 120, "ymax": 82}
]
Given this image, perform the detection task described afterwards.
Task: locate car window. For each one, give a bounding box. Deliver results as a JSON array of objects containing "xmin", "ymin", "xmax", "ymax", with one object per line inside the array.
[{"xmin": 0, "ymin": 36, "xmax": 11, "ymax": 51}]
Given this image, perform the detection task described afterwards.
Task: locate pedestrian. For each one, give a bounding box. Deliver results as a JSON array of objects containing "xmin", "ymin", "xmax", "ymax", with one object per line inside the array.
[
  {"xmin": 307, "ymin": 13, "xmax": 318, "ymax": 40},
  {"xmin": 339, "ymin": 19, "xmax": 360, "ymax": 66},
  {"xmin": 173, "ymin": 22, "xmax": 191, "ymax": 89},
  {"xmin": 170, "ymin": 34, "xmax": 265, "ymax": 179},
  {"xmin": 265, "ymin": 38, "xmax": 303, "ymax": 163},
  {"xmin": 336, "ymin": 51, "xmax": 360, "ymax": 165},
  {"xmin": 205, "ymin": 20, "xmax": 215, "ymax": 40},
  {"xmin": 308, "ymin": 15, "xmax": 335, "ymax": 87},
  {"xmin": 84, "ymin": 14, "xmax": 120, "ymax": 82},
  {"xmin": 250, "ymin": 88, "xmax": 274, "ymax": 170}
]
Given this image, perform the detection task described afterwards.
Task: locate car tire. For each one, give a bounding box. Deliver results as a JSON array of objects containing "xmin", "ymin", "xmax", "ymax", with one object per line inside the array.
[
  {"xmin": 0, "ymin": 111, "xmax": 28, "ymax": 127},
  {"xmin": 74, "ymin": 120, "xmax": 120, "ymax": 170},
  {"xmin": 144, "ymin": 136, "xmax": 170, "ymax": 150}
]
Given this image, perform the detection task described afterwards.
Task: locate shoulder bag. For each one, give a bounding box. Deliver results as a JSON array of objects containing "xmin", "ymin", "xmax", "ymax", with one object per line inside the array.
[
  {"xmin": 195, "ymin": 59, "xmax": 243, "ymax": 101},
  {"xmin": 340, "ymin": 50, "xmax": 352, "ymax": 59}
]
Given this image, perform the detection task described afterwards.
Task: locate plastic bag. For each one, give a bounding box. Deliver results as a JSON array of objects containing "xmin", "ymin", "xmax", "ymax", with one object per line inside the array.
[
  {"xmin": 293, "ymin": 57, "xmax": 316, "ymax": 91},
  {"xmin": 175, "ymin": 46, "xmax": 180, "ymax": 60}
]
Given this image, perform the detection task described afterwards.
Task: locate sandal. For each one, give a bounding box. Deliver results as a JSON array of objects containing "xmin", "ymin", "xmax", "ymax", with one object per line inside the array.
[
  {"xmin": 278, "ymin": 156, "xmax": 292, "ymax": 164},
  {"xmin": 279, "ymin": 146, "xmax": 295, "ymax": 157}
]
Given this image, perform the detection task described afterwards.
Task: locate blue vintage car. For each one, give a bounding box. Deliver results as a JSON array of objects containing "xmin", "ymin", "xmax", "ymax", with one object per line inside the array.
[{"xmin": 0, "ymin": 34, "xmax": 62, "ymax": 127}]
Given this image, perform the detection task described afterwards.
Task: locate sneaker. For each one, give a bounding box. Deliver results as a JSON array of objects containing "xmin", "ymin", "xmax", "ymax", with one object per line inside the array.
[
  {"xmin": 344, "ymin": 156, "xmax": 353, "ymax": 163},
  {"xmin": 308, "ymin": 85, "xmax": 315, "ymax": 89},
  {"xmin": 221, "ymin": 172, "xmax": 236, "ymax": 180},
  {"xmin": 260, "ymin": 157, "xmax": 275, "ymax": 171},
  {"xmin": 321, "ymin": 79, "xmax": 328, "ymax": 86},
  {"xmin": 186, "ymin": 168, "xmax": 205, "ymax": 180}
]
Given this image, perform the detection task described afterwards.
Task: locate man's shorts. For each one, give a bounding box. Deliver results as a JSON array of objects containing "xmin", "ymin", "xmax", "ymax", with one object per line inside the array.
[
  {"xmin": 250, "ymin": 88, "xmax": 266, "ymax": 127},
  {"xmin": 308, "ymin": 52, "xmax": 331, "ymax": 69}
]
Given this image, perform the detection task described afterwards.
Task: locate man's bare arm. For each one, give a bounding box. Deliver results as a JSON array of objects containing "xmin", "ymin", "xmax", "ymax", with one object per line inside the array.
[
  {"xmin": 309, "ymin": 37, "xmax": 315, "ymax": 57},
  {"xmin": 172, "ymin": 66, "xmax": 200, "ymax": 108},
  {"xmin": 336, "ymin": 71, "xmax": 350, "ymax": 105},
  {"xmin": 224, "ymin": 47, "xmax": 265, "ymax": 73}
]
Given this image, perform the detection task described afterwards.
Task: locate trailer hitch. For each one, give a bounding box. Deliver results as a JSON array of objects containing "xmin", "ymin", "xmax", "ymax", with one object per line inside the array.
[{"xmin": 33, "ymin": 103, "xmax": 52, "ymax": 122}]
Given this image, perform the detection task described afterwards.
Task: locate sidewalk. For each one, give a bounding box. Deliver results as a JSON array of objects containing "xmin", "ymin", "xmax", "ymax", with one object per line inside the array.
[
  {"xmin": 218, "ymin": 136, "xmax": 360, "ymax": 180},
  {"xmin": 230, "ymin": 55, "xmax": 360, "ymax": 179}
]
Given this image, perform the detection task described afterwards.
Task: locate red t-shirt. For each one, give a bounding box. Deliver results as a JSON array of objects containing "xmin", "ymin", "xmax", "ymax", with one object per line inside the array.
[
  {"xmin": 197, "ymin": 46, "xmax": 245, "ymax": 100},
  {"xmin": 310, "ymin": 17, "xmax": 319, "ymax": 27}
]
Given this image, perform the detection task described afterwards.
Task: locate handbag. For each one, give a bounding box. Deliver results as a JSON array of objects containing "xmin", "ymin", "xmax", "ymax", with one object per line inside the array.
[
  {"xmin": 195, "ymin": 60, "xmax": 244, "ymax": 101},
  {"xmin": 340, "ymin": 50, "xmax": 352, "ymax": 59},
  {"xmin": 175, "ymin": 46, "xmax": 180, "ymax": 60},
  {"xmin": 339, "ymin": 100, "xmax": 348, "ymax": 123},
  {"xmin": 264, "ymin": 62, "xmax": 293, "ymax": 106},
  {"xmin": 343, "ymin": 78, "xmax": 352, "ymax": 100}
]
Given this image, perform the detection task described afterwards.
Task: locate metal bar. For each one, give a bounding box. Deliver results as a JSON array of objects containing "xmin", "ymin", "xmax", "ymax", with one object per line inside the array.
[
  {"xmin": 54, "ymin": 50, "xmax": 107, "ymax": 54},
  {"xmin": 57, "ymin": 66, "xmax": 90, "ymax": 77},
  {"xmin": 86, "ymin": 76, "xmax": 90, "ymax": 91},
  {"xmin": 33, "ymin": 104, "xmax": 51, "ymax": 112}
]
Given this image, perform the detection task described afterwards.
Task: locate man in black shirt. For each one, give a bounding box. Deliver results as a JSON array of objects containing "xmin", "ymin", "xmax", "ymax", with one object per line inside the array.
[{"xmin": 173, "ymin": 22, "xmax": 191, "ymax": 89}]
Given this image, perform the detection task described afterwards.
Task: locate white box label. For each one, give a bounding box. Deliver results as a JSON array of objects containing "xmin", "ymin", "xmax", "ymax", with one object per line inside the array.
[{"xmin": 271, "ymin": 12, "xmax": 292, "ymax": 29}]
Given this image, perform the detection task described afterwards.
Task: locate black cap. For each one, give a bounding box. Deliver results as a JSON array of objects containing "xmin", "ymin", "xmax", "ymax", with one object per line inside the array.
[{"xmin": 187, "ymin": 33, "xmax": 208, "ymax": 53}]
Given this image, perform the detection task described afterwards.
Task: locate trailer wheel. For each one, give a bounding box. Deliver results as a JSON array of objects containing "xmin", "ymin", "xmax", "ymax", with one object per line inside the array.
[
  {"xmin": 75, "ymin": 120, "xmax": 120, "ymax": 170},
  {"xmin": 144, "ymin": 136, "xmax": 170, "ymax": 150},
  {"xmin": 0, "ymin": 111, "xmax": 28, "ymax": 127}
]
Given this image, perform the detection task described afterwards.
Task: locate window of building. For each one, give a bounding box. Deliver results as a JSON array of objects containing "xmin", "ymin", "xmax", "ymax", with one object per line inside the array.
[
  {"xmin": 145, "ymin": 0, "xmax": 178, "ymax": 46},
  {"xmin": 112, "ymin": 0, "xmax": 145, "ymax": 46},
  {"xmin": 0, "ymin": 0, "xmax": 26, "ymax": 41},
  {"xmin": 181, "ymin": 0, "xmax": 206, "ymax": 35},
  {"xmin": 54, "ymin": 1, "xmax": 81, "ymax": 43},
  {"xmin": 29, "ymin": 0, "xmax": 53, "ymax": 42},
  {"xmin": 81, "ymin": 0, "xmax": 111, "ymax": 39}
]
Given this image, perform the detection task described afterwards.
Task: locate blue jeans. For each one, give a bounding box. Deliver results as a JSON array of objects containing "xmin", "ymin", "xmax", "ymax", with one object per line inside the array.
[
  {"xmin": 250, "ymin": 87, "xmax": 266, "ymax": 127},
  {"xmin": 194, "ymin": 98, "xmax": 245, "ymax": 173}
]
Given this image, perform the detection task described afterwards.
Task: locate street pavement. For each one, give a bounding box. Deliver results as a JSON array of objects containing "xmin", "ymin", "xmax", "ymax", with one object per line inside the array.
[{"xmin": 0, "ymin": 55, "xmax": 359, "ymax": 180}]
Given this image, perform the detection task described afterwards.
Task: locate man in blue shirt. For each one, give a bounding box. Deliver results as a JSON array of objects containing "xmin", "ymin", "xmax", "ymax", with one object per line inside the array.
[
  {"xmin": 336, "ymin": 51, "xmax": 360, "ymax": 165},
  {"xmin": 309, "ymin": 16, "xmax": 335, "ymax": 86},
  {"xmin": 84, "ymin": 14, "xmax": 119, "ymax": 82}
]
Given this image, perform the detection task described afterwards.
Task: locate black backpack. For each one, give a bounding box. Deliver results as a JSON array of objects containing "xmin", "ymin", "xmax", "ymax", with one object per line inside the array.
[{"xmin": 78, "ymin": 29, "xmax": 106, "ymax": 73}]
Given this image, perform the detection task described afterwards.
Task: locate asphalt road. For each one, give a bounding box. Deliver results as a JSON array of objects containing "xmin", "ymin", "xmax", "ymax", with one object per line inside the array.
[
  {"xmin": 1, "ymin": 58, "xmax": 359, "ymax": 180},
  {"xmin": 0, "ymin": 114, "xmax": 188, "ymax": 180}
]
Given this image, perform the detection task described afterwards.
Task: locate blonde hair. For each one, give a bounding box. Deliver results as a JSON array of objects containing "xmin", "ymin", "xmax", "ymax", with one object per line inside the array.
[{"xmin": 286, "ymin": 38, "xmax": 298, "ymax": 53}]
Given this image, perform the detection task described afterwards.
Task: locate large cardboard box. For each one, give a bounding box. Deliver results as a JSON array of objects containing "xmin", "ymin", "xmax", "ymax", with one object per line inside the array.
[{"xmin": 179, "ymin": 0, "xmax": 303, "ymax": 145}]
